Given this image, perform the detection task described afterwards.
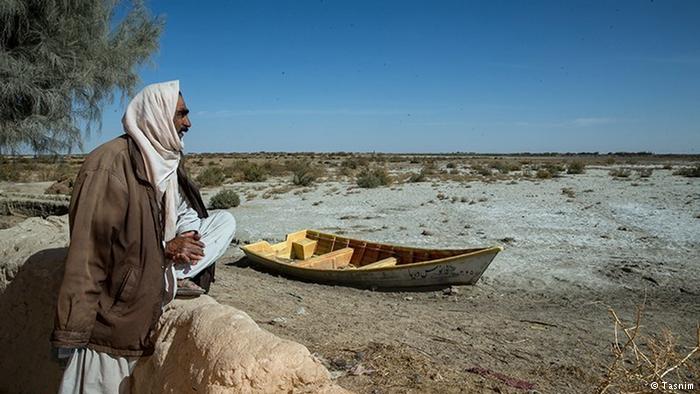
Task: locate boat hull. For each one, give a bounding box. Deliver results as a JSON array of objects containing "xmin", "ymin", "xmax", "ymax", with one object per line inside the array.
[{"xmin": 243, "ymin": 245, "xmax": 501, "ymax": 289}]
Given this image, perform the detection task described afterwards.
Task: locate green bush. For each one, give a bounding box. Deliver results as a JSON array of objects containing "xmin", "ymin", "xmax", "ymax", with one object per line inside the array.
[
  {"xmin": 357, "ymin": 167, "xmax": 391, "ymax": 188},
  {"xmin": 196, "ymin": 166, "xmax": 226, "ymax": 187},
  {"xmin": 567, "ymin": 161, "xmax": 586, "ymax": 174},
  {"xmin": 209, "ymin": 189, "xmax": 240, "ymax": 209}
]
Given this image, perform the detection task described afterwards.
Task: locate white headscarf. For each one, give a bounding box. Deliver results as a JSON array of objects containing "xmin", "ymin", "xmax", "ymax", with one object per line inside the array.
[{"xmin": 122, "ymin": 80, "xmax": 183, "ymax": 242}]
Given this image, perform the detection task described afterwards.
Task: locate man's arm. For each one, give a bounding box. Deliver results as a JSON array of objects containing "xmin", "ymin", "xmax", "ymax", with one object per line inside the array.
[
  {"xmin": 165, "ymin": 187, "xmax": 205, "ymax": 265},
  {"xmin": 51, "ymin": 169, "xmax": 127, "ymax": 349}
]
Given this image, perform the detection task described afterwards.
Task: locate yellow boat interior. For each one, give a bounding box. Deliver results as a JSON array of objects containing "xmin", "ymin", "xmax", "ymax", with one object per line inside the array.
[{"xmin": 243, "ymin": 229, "xmax": 490, "ymax": 270}]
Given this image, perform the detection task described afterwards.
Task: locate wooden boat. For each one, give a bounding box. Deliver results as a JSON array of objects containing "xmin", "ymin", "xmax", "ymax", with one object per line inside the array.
[{"xmin": 241, "ymin": 229, "xmax": 503, "ymax": 288}]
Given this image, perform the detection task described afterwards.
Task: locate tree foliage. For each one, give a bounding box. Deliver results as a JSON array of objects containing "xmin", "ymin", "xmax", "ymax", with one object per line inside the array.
[{"xmin": 0, "ymin": 0, "xmax": 163, "ymax": 154}]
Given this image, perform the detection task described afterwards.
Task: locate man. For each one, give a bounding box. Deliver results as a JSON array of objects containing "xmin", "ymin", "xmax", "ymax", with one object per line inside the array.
[{"xmin": 51, "ymin": 80, "xmax": 236, "ymax": 393}]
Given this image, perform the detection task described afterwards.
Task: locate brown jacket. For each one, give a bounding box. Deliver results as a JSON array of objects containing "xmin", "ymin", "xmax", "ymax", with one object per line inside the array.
[{"xmin": 51, "ymin": 135, "xmax": 207, "ymax": 356}]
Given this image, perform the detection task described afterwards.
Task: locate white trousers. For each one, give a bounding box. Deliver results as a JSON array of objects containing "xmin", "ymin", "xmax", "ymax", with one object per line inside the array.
[
  {"xmin": 58, "ymin": 348, "xmax": 138, "ymax": 394},
  {"xmin": 172, "ymin": 210, "xmax": 236, "ymax": 279}
]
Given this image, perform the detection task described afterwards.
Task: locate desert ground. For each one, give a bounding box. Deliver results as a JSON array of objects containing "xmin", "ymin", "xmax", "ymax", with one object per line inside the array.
[{"xmin": 1, "ymin": 153, "xmax": 699, "ymax": 393}]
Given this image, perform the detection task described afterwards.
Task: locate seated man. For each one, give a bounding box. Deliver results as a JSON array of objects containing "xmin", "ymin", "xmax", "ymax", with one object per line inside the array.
[{"xmin": 52, "ymin": 80, "xmax": 236, "ymax": 393}]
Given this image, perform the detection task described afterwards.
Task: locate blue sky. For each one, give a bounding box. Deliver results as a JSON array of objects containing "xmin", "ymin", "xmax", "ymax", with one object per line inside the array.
[{"xmin": 90, "ymin": 0, "xmax": 700, "ymax": 153}]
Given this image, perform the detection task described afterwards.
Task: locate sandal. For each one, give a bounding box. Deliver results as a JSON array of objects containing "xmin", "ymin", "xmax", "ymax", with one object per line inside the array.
[{"xmin": 176, "ymin": 278, "xmax": 205, "ymax": 299}]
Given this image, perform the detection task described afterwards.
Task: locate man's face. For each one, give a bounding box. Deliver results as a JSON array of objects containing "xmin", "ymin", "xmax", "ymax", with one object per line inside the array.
[{"xmin": 174, "ymin": 94, "xmax": 191, "ymax": 139}]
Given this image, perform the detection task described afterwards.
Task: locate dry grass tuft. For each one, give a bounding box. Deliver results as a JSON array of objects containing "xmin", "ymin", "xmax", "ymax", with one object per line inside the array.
[{"xmin": 598, "ymin": 304, "xmax": 699, "ymax": 393}]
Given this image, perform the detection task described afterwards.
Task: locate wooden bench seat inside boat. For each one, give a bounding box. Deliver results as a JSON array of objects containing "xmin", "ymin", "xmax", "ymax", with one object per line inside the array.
[
  {"xmin": 291, "ymin": 239, "xmax": 317, "ymax": 260},
  {"xmin": 294, "ymin": 247, "xmax": 354, "ymax": 269}
]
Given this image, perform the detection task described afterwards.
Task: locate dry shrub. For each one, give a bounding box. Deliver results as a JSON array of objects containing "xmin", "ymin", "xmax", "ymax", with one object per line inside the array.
[
  {"xmin": 262, "ymin": 185, "xmax": 295, "ymax": 199},
  {"xmin": 224, "ymin": 160, "xmax": 268, "ymax": 182},
  {"xmin": 609, "ymin": 168, "xmax": 632, "ymax": 178},
  {"xmin": 262, "ymin": 160, "xmax": 288, "ymax": 177},
  {"xmin": 598, "ymin": 306, "xmax": 699, "ymax": 393},
  {"xmin": 407, "ymin": 171, "xmax": 427, "ymax": 183},
  {"xmin": 422, "ymin": 160, "xmax": 438, "ymax": 174},
  {"xmin": 0, "ymin": 158, "xmax": 77, "ymax": 183},
  {"xmin": 341, "ymin": 156, "xmax": 369, "ymax": 170},
  {"xmin": 489, "ymin": 160, "xmax": 521, "ymax": 174},
  {"xmin": 0, "ymin": 161, "xmax": 24, "ymax": 181},
  {"xmin": 357, "ymin": 167, "xmax": 391, "ymax": 188},
  {"xmin": 471, "ymin": 164, "xmax": 492, "ymax": 176},
  {"xmin": 536, "ymin": 168, "xmax": 553, "ymax": 179},
  {"xmin": 637, "ymin": 168, "xmax": 653, "ymax": 178},
  {"xmin": 196, "ymin": 166, "xmax": 226, "ymax": 187},
  {"xmin": 544, "ymin": 163, "xmax": 565, "ymax": 175},
  {"xmin": 288, "ymin": 159, "xmax": 321, "ymax": 186},
  {"xmin": 673, "ymin": 164, "xmax": 700, "ymax": 178},
  {"xmin": 567, "ymin": 161, "xmax": 586, "ymax": 174}
]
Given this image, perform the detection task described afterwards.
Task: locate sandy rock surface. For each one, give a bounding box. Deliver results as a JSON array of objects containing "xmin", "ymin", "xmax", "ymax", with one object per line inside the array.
[
  {"xmin": 0, "ymin": 215, "xmax": 68, "ymax": 291},
  {"xmin": 134, "ymin": 296, "xmax": 347, "ymax": 393},
  {"xmin": 0, "ymin": 216, "xmax": 68, "ymax": 393}
]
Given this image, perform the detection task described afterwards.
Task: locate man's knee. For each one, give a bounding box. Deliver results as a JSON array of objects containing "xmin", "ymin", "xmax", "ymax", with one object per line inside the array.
[{"xmin": 211, "ymin": 210, "xmax": 236, "ymax": 236}]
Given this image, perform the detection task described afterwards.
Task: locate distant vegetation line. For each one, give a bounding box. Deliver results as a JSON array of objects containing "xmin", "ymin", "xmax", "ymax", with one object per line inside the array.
[{"xmin": 3, "ymin": 151, "xmax": 700, "ymax": 159}]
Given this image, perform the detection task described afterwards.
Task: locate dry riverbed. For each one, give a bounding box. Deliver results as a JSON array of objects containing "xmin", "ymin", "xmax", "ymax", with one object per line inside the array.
[
  {"xmin": 1, "ymin": 165, "xmax": 698, "ymax": 393},
  {"xmin": 205, "ymin": 167, "xmax": 699, "ymax": 393}
]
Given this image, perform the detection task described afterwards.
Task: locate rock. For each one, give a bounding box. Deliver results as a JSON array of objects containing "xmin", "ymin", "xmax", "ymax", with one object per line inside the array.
[
  {"xmin": 403, "ymin": 296, "xmax": 413, "ymax": 301},
  {"xmin": 0, "ymin": 217, "xmax": 70, "ymax": 393},
  {"xmin": 133, "ymin": 296, "xmax": 347, "ymax": 393},
  {"xmin": 421, "ymin": 230, "xmax": 433, "ymax": 236},
  {"xmin": 348, "ymin": 363, "xmax": 375, "ymax": 376},
  {"xmin": 296, "ymin": 306, "xmax": 307, "ymax": 316},
  {"xmin": 270, "ymin": 316, "xmax": 288, "ymax": 326},
  {"xmin": 443, "ymin": 286, "xmax": 459, "ymax": 296},
  {"xmin": 44, "ymin": 178, "xmax": 74, "ymax": 195}
]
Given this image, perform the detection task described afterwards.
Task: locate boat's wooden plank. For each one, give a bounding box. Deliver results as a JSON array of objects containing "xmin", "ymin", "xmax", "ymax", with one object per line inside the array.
[
  {"xmin": 350, "ymin": 242, "xmax": 367, "ymax": 265},
  {"xmin": 291, "ymin": 239, "xmax": 317, "ymax": 260},
  {"xmin": 358, "ymin": 257, "xmax": 397, "ymax": 270},
  {"xmin": 245, "ymin": 241, "xmax": 273, "ymax": 254},
  {"xmin": 295, "ymin": 247, "xmax": 354, "ymax": 269}
]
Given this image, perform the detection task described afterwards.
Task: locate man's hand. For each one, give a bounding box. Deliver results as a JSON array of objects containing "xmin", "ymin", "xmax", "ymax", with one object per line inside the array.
[{"xmin": 165, "ymin": 231, "xmax": 205, "ymax": 264}]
